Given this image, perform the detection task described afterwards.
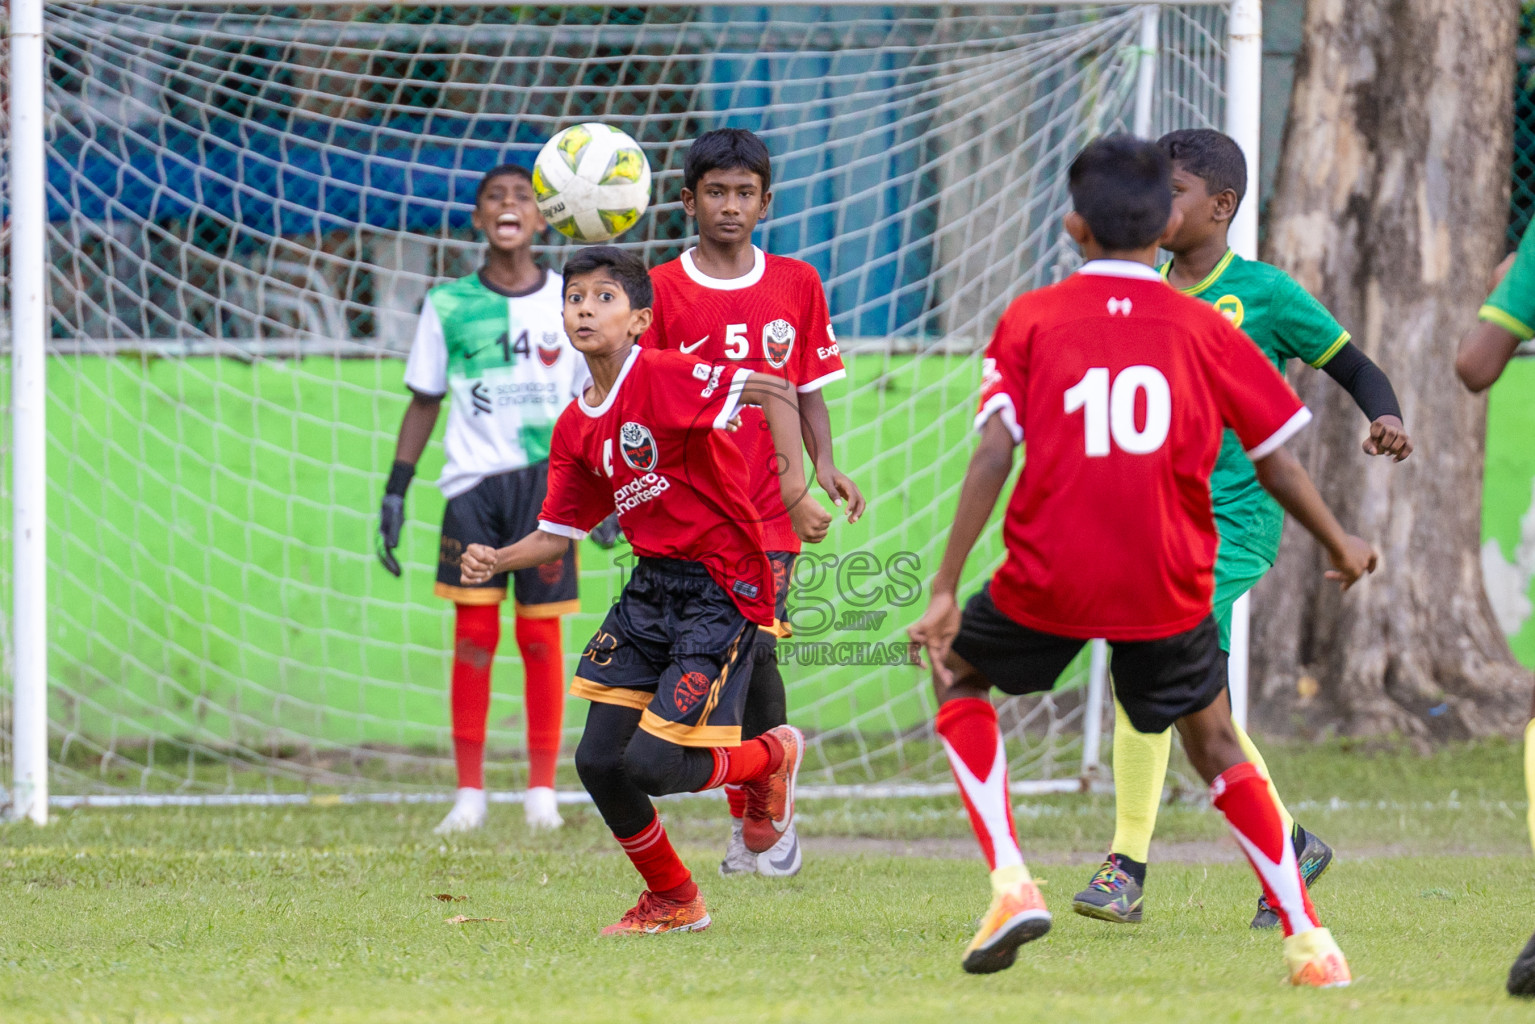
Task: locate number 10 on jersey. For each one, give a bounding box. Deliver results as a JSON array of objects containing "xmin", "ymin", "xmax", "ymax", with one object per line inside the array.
[{"xmin": 1064, "ymin": 365, "xmax": 1171, "ymax": 456}]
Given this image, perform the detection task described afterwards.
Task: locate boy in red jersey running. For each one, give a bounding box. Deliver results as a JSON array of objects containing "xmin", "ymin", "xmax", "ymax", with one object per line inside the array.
[
  {"xmin": 907, "ymin": 137, "xmax": 1377, "ymax": 984},
  {"xmin": 461, "ymin": 246, "xmax": 831, "ymax": 935},
  {"xmin": 643, "ymin": 128, "xmax": 865, "ymax": 878}
]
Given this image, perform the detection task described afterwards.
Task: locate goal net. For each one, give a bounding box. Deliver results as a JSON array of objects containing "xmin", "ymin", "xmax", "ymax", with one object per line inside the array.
[{"xmin": 4, "ymin": 1, "xmax": 1236, "ymax": 805}]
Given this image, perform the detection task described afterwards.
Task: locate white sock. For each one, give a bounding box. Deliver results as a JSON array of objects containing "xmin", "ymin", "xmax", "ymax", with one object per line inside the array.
[
  {"xmin": 524, "ymin": 786, "xmax": 563, "ymax": 829},
  {"xmin": 433, "ymin": 787, "xmax": 487, "ymax": 834}
]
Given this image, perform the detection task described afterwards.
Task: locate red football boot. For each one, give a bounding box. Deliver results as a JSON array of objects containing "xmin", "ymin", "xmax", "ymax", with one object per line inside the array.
[{"xmin": 742, "ymin": 724, "xmax": 803, "ymax": 854}]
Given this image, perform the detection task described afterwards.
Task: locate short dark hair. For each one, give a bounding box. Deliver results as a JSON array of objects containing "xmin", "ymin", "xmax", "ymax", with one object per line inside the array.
[
  {"xmin": 475, "ymin": 163, "xmax": 533, "ymax": 201},
  {"xmin": 684, "ymin": 128, "xmax": 772, "ymax": 193},
  {"xmin": 1067, "ymin": 135, "xmax": 1173, "ymax": 252},
  {"xmin": 561, "ymin": 246, "xmax": 653, "ymax": 310},
  {"xmin": 1157, "ymin": 128, "xmax": 1247, "ymax": 209}
]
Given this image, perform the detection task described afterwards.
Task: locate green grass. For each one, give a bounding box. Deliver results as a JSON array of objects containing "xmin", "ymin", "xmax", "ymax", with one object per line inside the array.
[{"xmin": 3, "ymin": 739, "xmax": 1534, "ymax": 1022}]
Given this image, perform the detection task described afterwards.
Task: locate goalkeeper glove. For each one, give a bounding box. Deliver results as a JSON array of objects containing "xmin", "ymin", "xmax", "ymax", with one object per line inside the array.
[
  {"xmin": 589, "ymin": 513, "xmax": 624, "ymax": 550},
  {"xmin": 377, "ymin": 460, "xmax": 415, "ymax": 577}
]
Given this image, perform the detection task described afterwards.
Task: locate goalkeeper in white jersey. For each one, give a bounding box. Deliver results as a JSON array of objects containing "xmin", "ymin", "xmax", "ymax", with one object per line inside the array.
[{"xmin": 377, "ymin": 164, "xmax": 607, "ymax": 834}]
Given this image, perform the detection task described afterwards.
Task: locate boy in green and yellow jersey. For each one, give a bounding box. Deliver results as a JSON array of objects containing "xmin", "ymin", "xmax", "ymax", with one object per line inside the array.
[
  {"xmin": 1072, "ymin": 129, "xmax": 1413, "ymax": 930},
  {"xmin": 1457, "ymin": 224, "xmax": 1535, "ymax": 996}
]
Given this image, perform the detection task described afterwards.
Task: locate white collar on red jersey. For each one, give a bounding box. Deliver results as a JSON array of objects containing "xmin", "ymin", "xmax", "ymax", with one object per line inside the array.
[
  {"xmin": 1076, "ymin": 259, "xmax": 1164, "ymax": 282},
  {"xmin": 577, "ymin": 345, "xmax": 641, "ymax": 418},
  {"xmin": 680, "ymin": 246, "xmax": 766, "ymax": 290}
]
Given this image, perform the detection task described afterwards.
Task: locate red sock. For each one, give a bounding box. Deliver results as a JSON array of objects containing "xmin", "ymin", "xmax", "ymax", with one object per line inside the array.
[
  {"xmin": 1212, "ymin": 761, "xmax": 1319, "ymax": 936},
  {"xmin": 616, "ymin": 811, "xmax": 697, "ymax": 900},
  {"xmin": 935, "ymin": 697, "xmax": 1023, "ymax": 872},
  {"xmin": 725, "ymin": 784, "xmax": 747, "ymax": 819},
  {"xmin": 515, "ymin": 614, "xmax": 565, "ymax": 789},
  {"xmin": 696, "ymin": 735, "xmax": 782, "ymax": 791},
  {"xmin": 451, "ymin": 603, "xmax": 501, "ymax": 790}
]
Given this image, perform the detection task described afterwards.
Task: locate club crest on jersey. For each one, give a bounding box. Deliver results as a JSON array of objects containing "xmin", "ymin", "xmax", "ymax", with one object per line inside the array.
[
  {"xmin": 537, "ymin": 332, "xmax": 562, "ymax": 367},
  {"xmin": 763, "ymin": 319, "xmax": 795, "ymax": 369},
  {"xmin": 619, "ymin": 421, "xmax": 657, "ymax": 472},
  {"xmin": 1214, "ymin": 294, "xmax": 1245, "ymax": 328}
]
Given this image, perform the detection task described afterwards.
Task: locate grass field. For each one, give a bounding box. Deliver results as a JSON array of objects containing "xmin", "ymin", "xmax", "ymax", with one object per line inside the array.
[{"xmin": 4, "ymin": 738, "xmax": 1534, "ymax": 1023}]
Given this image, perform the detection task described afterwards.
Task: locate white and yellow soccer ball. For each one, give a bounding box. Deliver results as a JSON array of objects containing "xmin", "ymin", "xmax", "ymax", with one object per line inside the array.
[{"xmin": 531, "ymin": 123, "xmax": 652, "ymax": 243}]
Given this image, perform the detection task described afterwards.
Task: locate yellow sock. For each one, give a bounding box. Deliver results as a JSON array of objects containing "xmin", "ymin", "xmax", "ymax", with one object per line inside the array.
[
  {"xmin": 1109, "ymin": 699, "xmax": 1171, "ymax": 863},
  {"xmin": 990, "ymin": 863, "xmax": 1032, "ymax": 893},
  {"xmin": 1233, "ymin": 719, "xmax": 1296, "ymax": 836},
  {"xmin": 1524, "ymin": 719, "xmax": 1535, "ymax": 856}
]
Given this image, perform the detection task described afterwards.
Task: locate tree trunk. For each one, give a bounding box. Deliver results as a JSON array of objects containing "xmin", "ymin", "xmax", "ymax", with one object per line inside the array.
[{"xmin": 1251, "ymin": 0, "xmax": 1529, "ymax": 739}]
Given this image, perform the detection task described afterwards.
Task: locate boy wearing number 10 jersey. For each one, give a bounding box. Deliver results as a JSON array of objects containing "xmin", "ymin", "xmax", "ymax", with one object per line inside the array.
[
  {"xmin": 643, "ymin": 129, "xmax": 865, "ymax": 878},
  {"xmin": 907, "ymin": 136, "xmax": 1376, "ymax": 983},
  {"xmin": 1072, "ymin": 129, "xmax": 1412, "ymax": 930}
]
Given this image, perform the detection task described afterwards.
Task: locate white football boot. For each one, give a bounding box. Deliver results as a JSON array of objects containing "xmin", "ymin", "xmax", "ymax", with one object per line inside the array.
[
  {"xmin": 719, "ymin": 819, "xmax": 758, "ymax": 876},
  {"xmin": 756, "ymin": 820, "xmax": 802, "ymax": 877}
]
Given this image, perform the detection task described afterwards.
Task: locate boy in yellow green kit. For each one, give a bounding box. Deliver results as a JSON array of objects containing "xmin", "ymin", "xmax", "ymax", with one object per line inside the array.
[
  {"xmin": 1072, "ymin": 129, "xmax": 1413, "ymax": 929},
  {"xmin": 1456, "ymin": 223, "xmax": 1535, "ymax": 995}
]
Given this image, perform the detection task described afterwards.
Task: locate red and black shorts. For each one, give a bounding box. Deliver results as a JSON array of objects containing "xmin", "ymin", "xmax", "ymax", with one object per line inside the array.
[
  {"xmin": 950, "ymin": 582, "xmax": 1227, "ymax": 735},
  {"xmin": 434, "ymin": 462, "xmax": 579, "ymax": 617},
  {"xmin": 571, "ymin": 557, "xmax": 762, "ymax": 748}
]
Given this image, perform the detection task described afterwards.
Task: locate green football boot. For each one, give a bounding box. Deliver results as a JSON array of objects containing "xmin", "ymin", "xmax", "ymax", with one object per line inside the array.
[{"xmin": 1072, "ymin": 854, "xmax": 1145, "ymax": 924}]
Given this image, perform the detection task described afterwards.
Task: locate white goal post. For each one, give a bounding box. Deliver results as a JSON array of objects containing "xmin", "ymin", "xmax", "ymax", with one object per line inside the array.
[{"xmin": 7, "ymin": 0, "xmax": 1260, "ymax": 821}]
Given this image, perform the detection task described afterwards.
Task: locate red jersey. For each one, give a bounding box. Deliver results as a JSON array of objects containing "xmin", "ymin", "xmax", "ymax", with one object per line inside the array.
[
  {"xmin": 538, "ymin": 346, "xmax": 774, "ymax": 626},
  {"xmin": 642, "ymin": 247, "xmax": 847, "ymax": 553},
  {"xmin": 977, "ymin": 260, "xmax": 1310, "ymax": 641}
]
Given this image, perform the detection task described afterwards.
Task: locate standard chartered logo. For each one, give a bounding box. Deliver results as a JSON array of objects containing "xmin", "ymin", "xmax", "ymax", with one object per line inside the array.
[
  {"xmin": 614, "ymin": 472, "xmax": 670, "ymax": 514},
  {"xmin": 467, "ymin": 377, "xmax": 560, "ymax": 415}
]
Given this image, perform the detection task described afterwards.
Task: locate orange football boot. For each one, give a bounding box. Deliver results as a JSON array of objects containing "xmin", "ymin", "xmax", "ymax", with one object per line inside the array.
[
  {"xmin": 962, "ymin": 874, "xmax": 1052, "ymax": 975},
  {"xmin": 600, "ymin": 889, "xmax": 711, "ymax": 936},
  {"xmin": 1284, "ymin": 927, "xmax": 1352, "ymax": 988}
]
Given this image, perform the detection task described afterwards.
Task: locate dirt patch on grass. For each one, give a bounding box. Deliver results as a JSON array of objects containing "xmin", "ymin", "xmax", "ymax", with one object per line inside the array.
[{"xmin": 797, "ymin": 835, "xmax": 1518, "ymax": 862}]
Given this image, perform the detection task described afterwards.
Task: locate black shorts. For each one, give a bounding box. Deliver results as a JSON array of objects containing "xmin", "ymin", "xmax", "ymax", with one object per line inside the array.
[
  {"xmin": 435, "ymin": 463, "xmax": 579, "ymax": 615},
  {"xmin": 571, "ymin": 557, "xmax": 762, "ymax": 747},
  {"xmin": 949, "ymin": 583, "xmax": 1227, "ymax": 735}
]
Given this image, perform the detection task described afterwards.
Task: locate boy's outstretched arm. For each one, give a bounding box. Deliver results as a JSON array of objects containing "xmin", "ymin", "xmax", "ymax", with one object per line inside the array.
[
  {"xmin": 1457, "ymin": 321, "xmax": 1522, "ymax": 393},
  {"xmin": 1253, "ymin": 446, "xmax": 1377, "ymax": 588},
  {"xmin": 1317, "ymin": 343, "xmax": 1412, "ymax": 460},
  {"xmin": 742, "ymin": 374, "xmax": 833, "ymax": 543},
  {"xmin": 1457, "ymin": 248, "xmax": 1525, "ymax": 392},
  {"xmin": 907, "ymin": 415, "xmax": 1018, "ymax": 685},
  {"xmin": 461, "ymin": 530, "xmax": 569, "ymax": 584}
]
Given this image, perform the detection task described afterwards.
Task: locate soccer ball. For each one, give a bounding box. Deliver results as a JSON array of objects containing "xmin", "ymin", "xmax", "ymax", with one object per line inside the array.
[{"xmin": 531, "ymin": 123, "xmax": 652, "ymax": 243}]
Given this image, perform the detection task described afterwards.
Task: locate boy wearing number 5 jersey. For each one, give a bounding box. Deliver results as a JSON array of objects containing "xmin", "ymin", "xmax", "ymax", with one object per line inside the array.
[
  {"xmin": 907, "ymin": 136, "xmax": 1376, "ymax": 984},
  {"xmin": 643, "ymin": 129, "xmax": 865, "ymax": 878}
]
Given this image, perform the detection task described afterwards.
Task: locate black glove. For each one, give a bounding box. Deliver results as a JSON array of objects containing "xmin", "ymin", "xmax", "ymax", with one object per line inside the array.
[
  {"xmin": 377, "ymin": 461, "xmax": 414, "ymax": 577},
  {"xmin": 589, "ymin": 513, "xmax": 624, "ymax": 550}
]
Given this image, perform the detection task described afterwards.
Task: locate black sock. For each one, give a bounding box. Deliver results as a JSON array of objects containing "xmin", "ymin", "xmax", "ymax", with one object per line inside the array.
[
  {"xmin": 1109, "ymin": 852, "xmax": 1147, "ymax": 886},
  {"xmin": 1291, "ymin": 823, "xmax": 1308, "ymax": 859}
]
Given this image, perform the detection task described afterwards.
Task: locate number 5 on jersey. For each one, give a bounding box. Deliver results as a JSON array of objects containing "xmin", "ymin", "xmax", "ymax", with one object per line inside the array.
[
  {"xmin": 724, "ymin": 323, "xmax": 749, "ymax": 360},
  {"xmin": 1064, "ymin": 365, "xmax": 1170, "ymax": 456}
]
